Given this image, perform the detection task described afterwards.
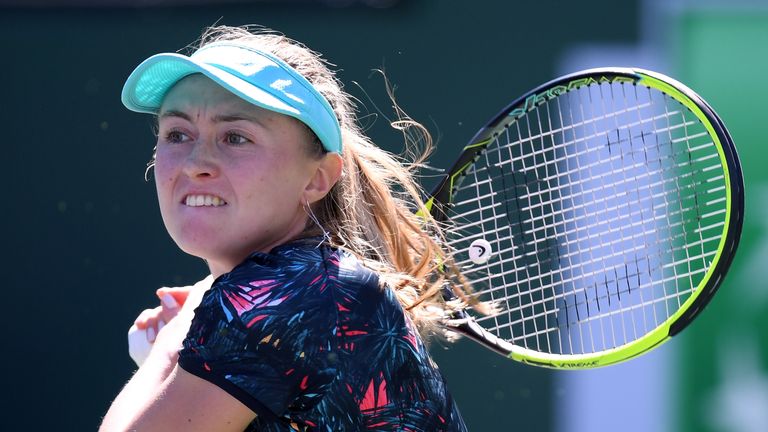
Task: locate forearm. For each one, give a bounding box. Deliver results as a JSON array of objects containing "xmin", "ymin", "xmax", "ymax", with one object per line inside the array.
[
  {"xmin": 99, "ymin": 352, "xmax": 177, "ymax": 431},
  {"xmin": 102, "ymin": 276, "xmax": 216, "ymax": 430}
]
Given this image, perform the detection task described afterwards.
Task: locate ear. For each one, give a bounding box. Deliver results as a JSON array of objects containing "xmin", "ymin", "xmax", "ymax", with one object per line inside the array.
[{"xmin": 303, "ymin": 153, "xmax": 343, "ymax": 204}]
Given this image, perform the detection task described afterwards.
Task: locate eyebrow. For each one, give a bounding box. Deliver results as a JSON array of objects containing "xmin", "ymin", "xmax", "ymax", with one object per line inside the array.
[
  {"xmin": 213, "ymin": 113, "xmax": 265, "ymax": 125},
  {"xmin": 158, "ymin": 109, "xmax": 266, "ymax": 126},
  {"xmin": 158, "ymin": 110, "xmax": 192, "ymax": 121}
]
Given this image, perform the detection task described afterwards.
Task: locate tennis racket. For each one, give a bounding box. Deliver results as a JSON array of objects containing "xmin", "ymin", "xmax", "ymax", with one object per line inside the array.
[{"xmin": 430, "ymin": 67, "xmax": 744, "ymax": 369}]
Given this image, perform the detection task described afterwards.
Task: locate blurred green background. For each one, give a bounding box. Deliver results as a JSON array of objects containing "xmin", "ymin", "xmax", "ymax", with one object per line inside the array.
[{"xmin": 2, "ymin": 0, "xmax": 765, "ymax": 431}]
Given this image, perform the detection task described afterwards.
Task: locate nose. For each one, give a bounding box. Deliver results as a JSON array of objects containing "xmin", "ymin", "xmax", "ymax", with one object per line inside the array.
[{"xmin": 182, "ymin": 139, "xmax": 220, "ymax": 179}]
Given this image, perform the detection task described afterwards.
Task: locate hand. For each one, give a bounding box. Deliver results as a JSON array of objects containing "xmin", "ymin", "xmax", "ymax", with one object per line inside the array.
[
  {"xmin": 128, "ymin": 276, "xmax": 213, "ymax": 367},
  {"xmin": 128, "ymin": 287, "xmax": 188, "ymax": 367},
  {"xmin": 134, "ymin": 288, "xmax": 190, "ymax": 340}
]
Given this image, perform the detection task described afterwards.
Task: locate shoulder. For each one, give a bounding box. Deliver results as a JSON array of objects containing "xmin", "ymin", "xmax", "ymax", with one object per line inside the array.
[
  {"xmin": 225, "ymin": 237, "xmax": 331, "ymax": 284},
  {"xmin": 178, "ymin": 239, "xmax": 349, "ymax": 415},
  {"xmin": 203, "ymin": 239, "xmax": 337, "ymax": 326}
]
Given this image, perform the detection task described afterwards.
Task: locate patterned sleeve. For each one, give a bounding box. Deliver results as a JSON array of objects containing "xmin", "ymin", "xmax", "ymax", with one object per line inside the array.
[{"xmin": 177, "ymin": 248, "xmax": 340, "ymax": 419}]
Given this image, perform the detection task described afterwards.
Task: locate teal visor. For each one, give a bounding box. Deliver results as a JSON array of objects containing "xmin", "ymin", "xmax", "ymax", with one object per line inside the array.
[{"xmin": 121, "ymin": 42, "xmax": 342, "ymax": 154}]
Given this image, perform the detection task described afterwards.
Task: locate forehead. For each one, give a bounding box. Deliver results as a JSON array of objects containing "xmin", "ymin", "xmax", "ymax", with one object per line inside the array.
[
  {"xmin": 160, "ymin": 74, "xmax": 264, "ymax": 115},
  {"xmin": 157, "ymin": 73, "xmax": 318, "ymax": 153}
]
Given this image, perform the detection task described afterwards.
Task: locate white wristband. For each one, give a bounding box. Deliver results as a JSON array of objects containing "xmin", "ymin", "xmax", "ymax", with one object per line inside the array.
[{"xmin": 127, "ymin": 323, "xmax": 152, "ymax": 367}]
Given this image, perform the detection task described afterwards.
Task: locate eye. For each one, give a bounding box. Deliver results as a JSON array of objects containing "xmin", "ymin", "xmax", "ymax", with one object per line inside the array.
[
  {"xmin": 225, "ymin": 132, "xmax": 251, "ymax": 146},
  {"xmin": 163, "ymin": 129, "xmax": 190, "ymax": 144}
]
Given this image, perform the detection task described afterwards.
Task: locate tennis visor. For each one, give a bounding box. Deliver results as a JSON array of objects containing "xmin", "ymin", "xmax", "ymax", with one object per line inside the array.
[{"xmin": 121, "ymin": 42, "xmax": 342, "ymax": 154}]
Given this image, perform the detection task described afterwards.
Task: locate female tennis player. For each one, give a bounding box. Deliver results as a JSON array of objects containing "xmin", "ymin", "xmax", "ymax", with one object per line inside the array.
[{"xmin": 100, "ymin": 25, "xmax": 476, "ymax": 431}]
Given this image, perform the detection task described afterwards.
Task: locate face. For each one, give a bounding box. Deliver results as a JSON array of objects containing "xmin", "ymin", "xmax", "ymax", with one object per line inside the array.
[{"xmin": 154, "ymin": 74, "xmax": 325, "ymax": 276}]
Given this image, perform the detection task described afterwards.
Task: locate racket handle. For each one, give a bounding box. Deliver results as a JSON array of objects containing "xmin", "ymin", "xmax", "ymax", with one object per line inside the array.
[{"xmin": 127, "ymin": 323, "xmax": 153, "ymax": 367}]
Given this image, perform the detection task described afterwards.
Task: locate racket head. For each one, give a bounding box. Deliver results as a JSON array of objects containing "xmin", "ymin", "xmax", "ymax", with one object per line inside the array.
[{"xmin": 431, "ymin": 67, "xmax": 744, "ymax": 369}]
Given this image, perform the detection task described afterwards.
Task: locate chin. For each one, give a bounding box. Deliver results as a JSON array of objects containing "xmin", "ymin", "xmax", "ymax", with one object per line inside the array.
[
  {"xmin": 172, "ymin": 233, "xmax": 222, "ymax": 261},
  {"xmin": 176, "ymin": 237, "xmax": 250, "ymax": 275},
  {"xmin": 176, "ymin": 244, "xmax": 213, "ymax": 263}
]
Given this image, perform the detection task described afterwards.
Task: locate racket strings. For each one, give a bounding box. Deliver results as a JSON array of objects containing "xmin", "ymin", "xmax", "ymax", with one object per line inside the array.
[
  {"xmin": 447, "ymin": 81, "xmax": 728, "ymax": 355},
  {"xmin": 449, "ymin": 134, "xmax": 725, "ymax": 282},
  {"xmin": 451, "ymin": 119, "xmax": 717, "ymax": 214},
  {"xmin": 480, "ymin": 107, "xmax": 690, "ymax": 174},
  {"xmin": 448, "ymin": 112, "xmax": 723, "ymax": 245},
  {"xmin": 452, "ymin": 135, "xmax": 719, "ymax": 213},
  {"xmin": 447, "ymin": 161, "xmax": 725, "ymax": 261},
  {"xmin": 465, "ymin": 233, "xmax": 718, "ymax": 342},
  {"xmin": 449, "ymin": 183, "xmax": 724, "ymax": 277},
  {"xmin": 462, "ymin": 232, "xmax": 719, "ymax": 304},
  {"xmin": 476, "ymin": 256, "xmax": 705, "ymax": 332}
]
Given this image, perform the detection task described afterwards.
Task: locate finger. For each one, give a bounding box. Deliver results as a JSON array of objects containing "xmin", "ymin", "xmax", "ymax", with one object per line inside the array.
[
  {"xmin": 156, "ymin": 292, "xmax": 183, "ymax": 324},
  {"xmin": 156, "ymin": 287, "xmax": 192, "ymax": 308},
  {"xmin": 159, "ymin": 292, "xmax": 180, "ymax": 310},
  {"xmin": 134, "ymin": 307, "xmax": 162, "ymax": 329}
]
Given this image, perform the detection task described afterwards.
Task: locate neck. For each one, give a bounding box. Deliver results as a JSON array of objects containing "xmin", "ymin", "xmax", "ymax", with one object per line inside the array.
[{"xmin": 205, "ymin": 222, "xmax": 313, "ymax": 278}]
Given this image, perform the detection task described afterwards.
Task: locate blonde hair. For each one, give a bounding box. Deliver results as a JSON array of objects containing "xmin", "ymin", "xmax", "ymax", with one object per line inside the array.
[{"xmin": 193, "ymin": 25, "xmax": 483, "ymax": 337}]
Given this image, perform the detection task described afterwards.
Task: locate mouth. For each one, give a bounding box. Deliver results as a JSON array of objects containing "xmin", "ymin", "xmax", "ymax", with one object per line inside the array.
[{"xmin": 183, "ymin": 194, "xmax": 228, "ymax": 207}]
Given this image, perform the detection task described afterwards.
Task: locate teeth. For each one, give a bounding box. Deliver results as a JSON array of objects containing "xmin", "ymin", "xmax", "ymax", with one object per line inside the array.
[{"xmin": 185, "ymin": 194, "xmax": 227, "ymax": 207}]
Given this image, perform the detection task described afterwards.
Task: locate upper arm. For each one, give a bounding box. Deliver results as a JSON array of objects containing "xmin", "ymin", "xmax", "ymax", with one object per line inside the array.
[{"xmin": 126, "ymin": 365, "xmax": 256, "ymax": 432}]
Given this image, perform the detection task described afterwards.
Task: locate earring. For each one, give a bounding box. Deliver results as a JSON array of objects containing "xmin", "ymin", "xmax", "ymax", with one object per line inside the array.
[
  {"xmin": 145, "ymin": 147, "xmax": 157, "ymax": 182},
  {"xmin": 144, "ymin": 160, "xmax": 155, "ymax": 182},
  {"xmin": 304, "ymin": 200, "xmax": 331, "ymax": 247}
]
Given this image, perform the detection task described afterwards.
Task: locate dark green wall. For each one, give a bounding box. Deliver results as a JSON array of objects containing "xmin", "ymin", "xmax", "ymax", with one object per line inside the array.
[{"xmin": 1, "ymin": 1, "xmax": 638, "ymax": 429}]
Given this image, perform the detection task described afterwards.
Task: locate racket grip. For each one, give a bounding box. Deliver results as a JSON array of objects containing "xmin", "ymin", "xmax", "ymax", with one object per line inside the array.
[{"xmin": 127, "ymin": 323, "xmax": 153, "ymax": 367}]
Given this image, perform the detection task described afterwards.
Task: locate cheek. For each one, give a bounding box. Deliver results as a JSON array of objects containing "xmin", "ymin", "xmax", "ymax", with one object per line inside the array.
[
  {"xmin": 241, "ymin": 169, "xmax": 303, "ymax": 212},
  {"xmin": 153, "ymin": 155, "xmax": 179, "ymax": 203},
  {"xmin": 153, "ymin": 147, "xmax": 175, "ymax": 176}
]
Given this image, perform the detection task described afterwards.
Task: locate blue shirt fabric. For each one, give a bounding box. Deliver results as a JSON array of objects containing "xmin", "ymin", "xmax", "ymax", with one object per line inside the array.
[{"xmin": 178, "ymin": 237, "xmax": 467, "ymax": 431}]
